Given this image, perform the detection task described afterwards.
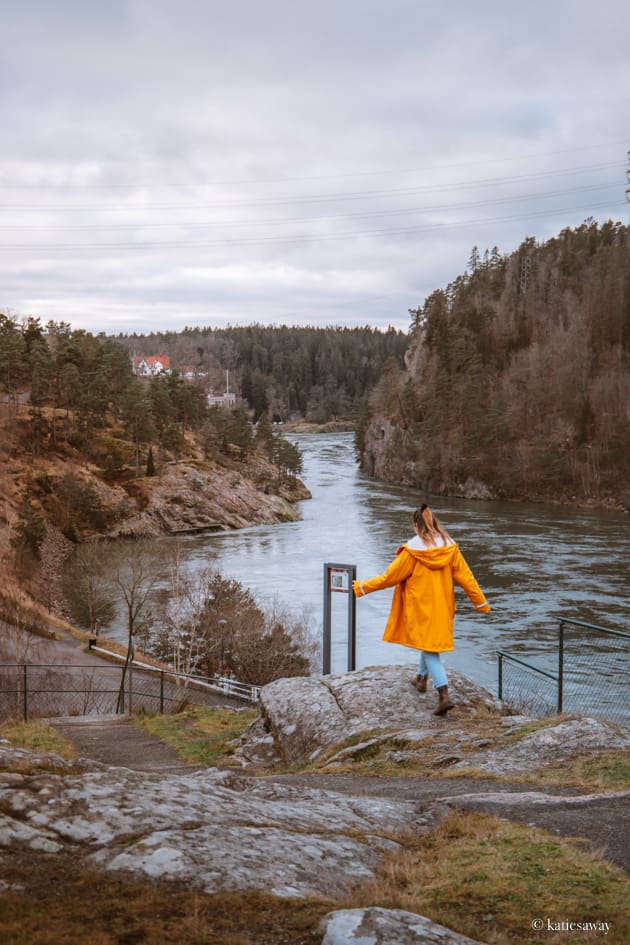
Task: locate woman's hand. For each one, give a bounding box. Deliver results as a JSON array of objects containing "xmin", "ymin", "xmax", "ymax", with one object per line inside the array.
[{"xmin": 352, "ymin": 579, "xmax": 364, "ymax": 597}]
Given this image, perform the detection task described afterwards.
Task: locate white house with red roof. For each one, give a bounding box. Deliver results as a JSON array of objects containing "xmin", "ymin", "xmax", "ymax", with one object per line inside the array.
[{"xmin": 133, "ymin": 354, "xmax": 171, "ymax": 377}]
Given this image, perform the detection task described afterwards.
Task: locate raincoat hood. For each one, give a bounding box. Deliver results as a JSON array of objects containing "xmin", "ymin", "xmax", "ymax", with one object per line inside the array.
[{"xmin": 404, "ymin": 542, "xmax": 459, "ymax": 571}]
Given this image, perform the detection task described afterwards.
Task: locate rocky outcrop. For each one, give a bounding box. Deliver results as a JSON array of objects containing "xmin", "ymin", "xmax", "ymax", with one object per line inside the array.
[
  {"xmin": 449, "ymin": 717, "xmax": 630, "ymax": 776},
  {"xmin": 2, "ymin": 664, "xmax": 629, "ymax": 943},
  {"xmin": 0, "ymin": 743, "xmax": 436, "ymax": 899},
  {"xmin": 235, "ymin": 666, "xmax": 630, "ymax": 779},
  {"xmin": 110, "ymin": 460, "xmax": 310, "ymax": 537},
  {"xmin": 235, "ymin": 665, "xmax": 502, "ymax": 767}
]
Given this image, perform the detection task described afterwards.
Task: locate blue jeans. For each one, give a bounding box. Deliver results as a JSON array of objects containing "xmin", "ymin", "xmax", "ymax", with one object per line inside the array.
[{"xmin": 418, "ymin": 651, "xmax": 448, "ymax": 689}]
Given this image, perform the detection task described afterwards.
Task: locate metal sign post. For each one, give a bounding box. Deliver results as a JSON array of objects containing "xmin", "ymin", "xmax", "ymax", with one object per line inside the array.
[{"xmin": 322, "ymin": 562, "xmax": 357, "ymax": 675}]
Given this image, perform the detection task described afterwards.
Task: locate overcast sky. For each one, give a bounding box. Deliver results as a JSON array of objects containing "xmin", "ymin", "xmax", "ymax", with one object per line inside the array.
[{"xmin": 1, "ymin": 0, "xmax": 629, "ymax": 336}]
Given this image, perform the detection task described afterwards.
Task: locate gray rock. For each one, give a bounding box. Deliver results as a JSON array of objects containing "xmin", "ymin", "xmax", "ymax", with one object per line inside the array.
[
  {"xmin": 252, "ymin": 665, "xmax": 501, "ymax": 766},
  {"xmin": 111, "ymin": 460, "xmax": 307, "ymax": 537},
  {"xmin": 452, "ymin": 717, "xmax": 630, "ymax": 775},
  {"xmin": 0, "ymin": 740, "xmax": 102, "ymax": 775},
  {"xmin": 440, "ymin": 789, "xmax": 630, "ymax": 811},
  {"xmin": 321, "ymin": 907, "xmax": 488, "ymax": 944},
  {"xmin": 0, "ymin": 750, "xmax": 432, "ymax": 898}
]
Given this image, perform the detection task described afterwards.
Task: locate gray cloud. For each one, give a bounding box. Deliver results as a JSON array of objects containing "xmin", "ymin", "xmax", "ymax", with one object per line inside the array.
[{"xmin": 1, "ymin": 0, "xmax": 628, "ymax": 334}]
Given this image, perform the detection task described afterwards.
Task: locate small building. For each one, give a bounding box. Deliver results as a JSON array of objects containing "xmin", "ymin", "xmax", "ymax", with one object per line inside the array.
[
  {"xmin": 207, "ymin": 369, "xmax": 236, "ymax": 408},
  {"xmin": 208, "ymin": 391, "xmax": 237, "ymax": 408},
  {"xmin": 180, "ymin": 365, "xmax": 209, "ymax": 381},
  {"xmin": 133, "ymin": 354, "xmax": 171, "ymax": 377}
]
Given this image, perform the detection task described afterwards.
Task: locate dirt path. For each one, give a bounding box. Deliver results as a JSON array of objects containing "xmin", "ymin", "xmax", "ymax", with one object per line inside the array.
[
  {"xmin": 50, "ymin": 715, "xmax": 203, "ymax": 775},
  {"xmin": 1, "ymin": 623, "xmax": 247, "ymax": 718}
]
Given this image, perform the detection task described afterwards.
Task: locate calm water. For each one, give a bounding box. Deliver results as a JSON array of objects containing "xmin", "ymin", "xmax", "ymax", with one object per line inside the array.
[{"xmin": 102, "ymin": 432, "xmax": 629, "ymax": 714}]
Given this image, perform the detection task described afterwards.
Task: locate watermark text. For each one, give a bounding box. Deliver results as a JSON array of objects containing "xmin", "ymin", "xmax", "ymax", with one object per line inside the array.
[{"xmin": 531, "ymin": 918, "xmax": 612, "ymax": 935}]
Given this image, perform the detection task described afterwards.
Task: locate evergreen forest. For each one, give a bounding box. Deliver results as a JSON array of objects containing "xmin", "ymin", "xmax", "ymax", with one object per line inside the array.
[
  {"xmin": 358, "ymin": 220, "xmax": 630, "ymax": 507},
  {"xmin": 115, "ymin": 324, "xmax": 408, "ymax": 421}
]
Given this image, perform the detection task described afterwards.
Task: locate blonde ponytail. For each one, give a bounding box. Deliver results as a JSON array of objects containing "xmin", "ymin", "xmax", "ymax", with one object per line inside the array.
[{"xmin": 413, "ymin": 504, "xmax": 451, "ymax": 547}]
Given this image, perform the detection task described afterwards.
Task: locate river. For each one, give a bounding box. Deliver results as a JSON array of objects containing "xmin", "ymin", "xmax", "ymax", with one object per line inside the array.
[{"xmin": 101, "ymin": 432, "xmax": 629, "ymax": 717}]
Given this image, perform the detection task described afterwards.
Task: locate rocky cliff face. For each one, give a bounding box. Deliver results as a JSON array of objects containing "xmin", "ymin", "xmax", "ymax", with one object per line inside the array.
[
  {"xmin": 108, "ymin": 458, "xmax": 311, "ymax": 538},
  {"xmin": 361, "ymin": 418, "xmax": 497, "ymax": 501},
  {"xmin": 18, "ymin": 451, "xmax": 310, "ymax": 619}
]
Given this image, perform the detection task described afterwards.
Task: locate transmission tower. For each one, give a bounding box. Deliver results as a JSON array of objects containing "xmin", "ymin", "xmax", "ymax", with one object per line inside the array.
[{"xmin": 520, "ymin": 255, "xmax": 531, "ymax": 293}]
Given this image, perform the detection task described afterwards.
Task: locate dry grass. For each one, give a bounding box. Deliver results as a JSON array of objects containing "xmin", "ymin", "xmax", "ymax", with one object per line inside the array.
[
  {"xmin": 510, "ymin": 749, "xmax": 630, "ymax": 792},
  {"xmin": 0, "ymin": 850, "xmax": 331, "ymax": 945},
  {"xmin": 135, "ymin": 705, "xmax": 258, "ymax": 766},
  {"xmin": 0, "ymin": 719, "xmax": 76, "ymax": 759},
  {"xmin": 356, "ymin": 810, "xmax": 630, "ymax": 945}
]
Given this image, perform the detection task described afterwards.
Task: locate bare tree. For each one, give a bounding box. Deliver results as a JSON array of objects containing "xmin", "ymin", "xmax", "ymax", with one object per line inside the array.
[
  {"xmin": 62, "ymin": 541, "xmax": 117, "ymax": 633},
  {"xmin": 143, "ymin": 566, "xmax": 316, "ymax": 686},
  {"xmin": 229, "ymin": 598, "xmax": 316, "ymax": 685},
  {"xmin": 0, "ymin": 584, "xmax": 48, "ymax": 719},
  {"xmin": 111, "ymin": 539, "xmax": 158, "ymax": 712},
  {"xmin": 148, "ymin": 543, "xmax": 210, "ymax": 681}
]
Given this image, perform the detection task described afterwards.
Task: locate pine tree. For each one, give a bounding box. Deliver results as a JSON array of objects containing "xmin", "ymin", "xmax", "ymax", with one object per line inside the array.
[{"xmin": 146, "ymin": 445, "xmax": 156, "ymax": 477}]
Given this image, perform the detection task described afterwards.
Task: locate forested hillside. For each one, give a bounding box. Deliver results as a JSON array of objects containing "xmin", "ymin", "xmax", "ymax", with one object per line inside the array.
[
  {"xmin": 115, "ymin": 324, "xmax": 407, "ymax": 421},
  {"xmin": 0, "ymin": 318, "xmax": 305, "ymax": 588},
  {"xmin": 358, "ymin": 220, "xmax": 630, "ymax": 508}
]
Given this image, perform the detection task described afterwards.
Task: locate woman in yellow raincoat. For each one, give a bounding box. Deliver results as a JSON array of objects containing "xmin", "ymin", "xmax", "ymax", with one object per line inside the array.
[{"xmin": 353, "ymin": 504, "xmax": 490, "ymax": 715}]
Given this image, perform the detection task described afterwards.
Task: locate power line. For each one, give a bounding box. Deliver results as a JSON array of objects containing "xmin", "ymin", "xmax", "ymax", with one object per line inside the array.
[
  {"xmin": 0, "ymin": 181, "xmax": 620, "ymax": 233},
  {"xmin": 0, "ymin": 200, "xmax": 624, "ymax": 253},
  {"xmin": 0, "ymin": 161, "xmax": 622, "ymax": 213}
]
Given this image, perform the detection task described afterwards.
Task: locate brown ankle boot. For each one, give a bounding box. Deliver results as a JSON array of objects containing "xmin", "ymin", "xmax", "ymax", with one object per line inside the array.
[
  {"xmin": 413, "ymin": 674, "xmax": 428, "ymax": 693},
  {"xmin": 433, "ymin": 685, "xmax": 454, "ymax": 715}
]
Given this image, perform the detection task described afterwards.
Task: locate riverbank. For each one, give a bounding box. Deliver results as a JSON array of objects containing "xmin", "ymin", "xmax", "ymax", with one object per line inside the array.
[
  {"xmin": 1, "ymin": 405, "xmax": 311, "ymax": 622},
  {"xmin": 360, "ymin": 416, "xmax": 630, "ymax": 514},
  {"xmin": 283, "ymin": 419, "xmax": 356, "ymax": 434}
]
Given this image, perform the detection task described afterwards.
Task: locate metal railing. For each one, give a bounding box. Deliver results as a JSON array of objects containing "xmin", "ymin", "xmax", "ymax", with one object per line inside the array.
[
  {"xmin": 88, "ymin": 644, "xmax": 261, "ymax": 703},
  {"xmin": 0, "ymin": 658, "xmax": 260, "ymax": 723},
  {"xmin": 497, "ymin": 616, "xmax": 629, "ymax": 724}
]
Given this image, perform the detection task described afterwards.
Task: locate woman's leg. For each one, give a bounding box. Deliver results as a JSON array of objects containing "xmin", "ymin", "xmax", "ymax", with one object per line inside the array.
[
  {"xmin": 413, "ymin": 651, "xmax": 429, "ymax": 691},
  {"xmin": 422, "ymin": 651, "xmax": 448, "ymax": 690}
]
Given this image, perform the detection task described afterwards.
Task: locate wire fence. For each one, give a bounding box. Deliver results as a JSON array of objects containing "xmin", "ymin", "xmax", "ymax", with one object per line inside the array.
[
  {"xmin": 0, "ymin": 659, "xmax": 260, "ymax": 723},
  {"xmin": 497, "ymin": 616, "xmax": 630, "ymax": 725}
]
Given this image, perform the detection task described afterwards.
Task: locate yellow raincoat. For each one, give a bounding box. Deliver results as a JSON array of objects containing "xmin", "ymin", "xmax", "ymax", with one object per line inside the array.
[{"xmin": 354, "ymin": 543, "xmax": 490, "ymax": 652}]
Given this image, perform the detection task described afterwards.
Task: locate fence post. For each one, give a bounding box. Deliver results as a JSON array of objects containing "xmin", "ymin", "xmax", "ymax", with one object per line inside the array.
[
  {"xmin": 160, "ymin": 670, "xmax": 164, "ymax": 714},
  {"xmin": 118, "ymin": 666, "xmax": 124, "ymax": 714},
  {"xmin": 22, "ymin": 664, "xmax": 28, "ymax": 722},
  {"xmin": 497, "ymin": 652, "xmax": 503, "ymax": 700},
  {"xmin": 558, "ymin": 619, "xmax": 564, "ymax": 713},
  {"xmin": 128, "ymin": 665, "xmax": 133, "ymax": 715}
]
